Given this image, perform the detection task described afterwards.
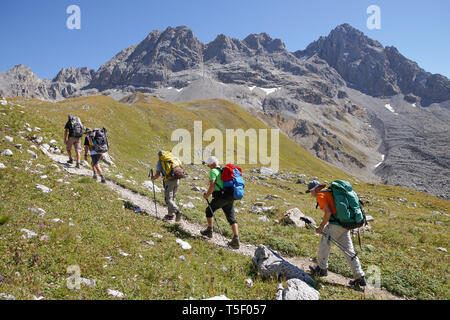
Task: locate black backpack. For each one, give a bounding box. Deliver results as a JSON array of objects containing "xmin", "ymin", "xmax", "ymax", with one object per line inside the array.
[
  {"xmin": 69, "ymin": 116, "xmax": 84, "ymax": 138},
  {"xmin": 92, "ymin": 128, "xmax": 109, "ymax": 153}
]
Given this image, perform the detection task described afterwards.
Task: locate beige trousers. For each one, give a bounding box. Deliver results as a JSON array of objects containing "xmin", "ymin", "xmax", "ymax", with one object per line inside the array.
[
  {"xmin": 317, "ymin": 224, "xmax": 365, "ymax": 279},
  {"xmin": 163, "ymin": 179, "xmax": 179, "ymax": 215}
]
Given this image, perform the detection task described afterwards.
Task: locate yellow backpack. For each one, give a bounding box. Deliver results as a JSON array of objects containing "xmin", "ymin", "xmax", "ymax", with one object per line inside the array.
[{"xmin": 160, "ymin": 151, "xmax": 184, "ymax": 180}]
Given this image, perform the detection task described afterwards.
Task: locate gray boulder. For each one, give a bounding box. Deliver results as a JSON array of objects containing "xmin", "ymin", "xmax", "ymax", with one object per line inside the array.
[
  {"xmin": 283, "ymin": 208, "xmax": 306, "ymax": 227},
  {"xmin": 275, "ymin": 278, "xmax": 320, "ymax": 300},
  {"xmin": 252, "ymin": 244, "xmax": 314, "ymax": 285}
]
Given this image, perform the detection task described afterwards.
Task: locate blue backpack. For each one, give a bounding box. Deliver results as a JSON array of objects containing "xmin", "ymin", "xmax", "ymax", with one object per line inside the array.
[{"xmin": 220, "ymin": 164, "xmax": 245, "ymax": 200}]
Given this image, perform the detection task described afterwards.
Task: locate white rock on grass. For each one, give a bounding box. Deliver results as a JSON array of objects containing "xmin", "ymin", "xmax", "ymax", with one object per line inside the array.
[
  {"xmin": 141, "ymin": 181, "xmax": 161, "ymax": 193},
  {"xmin": 107, "ymin": 289, "xmax": 125, "ymax": 298},
  {"xmin": 0, "ymin": 293, "xmax": 16, "ymax": 300},
  {"xmin": 437, "ymin": 247, "xmax": 447, "ymax": 253},
  {"xmin": 40, "ymin": 235, "xmax": 50, "ymax": 242},
  {"xmin": 28, "ymin": 207, "xmax": 46, "ymax": 218},
  {"xmin": 176, "ymin": 239, "xmax": 192, "ymax": 250},
  {"xmin": 4, "ymin": 136, "xmax": 13, "ymax": 143},
  {"xmin": 151, "ymin": 233, "xmax": 163, "ymax": 239},
  {"xmin": 182, "ymin": 202, "xmax": 195, "ymax": 209},
  {"xmin": 118, "ymin": 249, "xmax": 130, "ymax": 257},
  {"xmin": 203, "ymin": 295, "xmax": 230, "ymax": 300},
  {"xmin": 21, "ymin": 228, "xmax": 38, "ymax": 239},
  {"xmin": 33, "ymin": 295, "xmax": 45, "ymax": 300},
  {"xmin": 27, "ymin": 150, "xmax": 38, "ymax": 158},
  {"xmin": 283, "ymin": 208, "xmax": 306, "ymax": 228},
  {"xmin": 80, "ymin": 278, "xmax": 96, "ymax": 288},
  {"xmin": 0, "ymin": 163, "xmax": 6, "ymax": 169},
  {"xmin": 258, "ymin": 215, "xmax": 270, "ymax": 223},
  {"xmin": 245, "ymin": 279, "xmax": 254, "ymax": 287},
  {"xmin": 1, "ymin": 149, "xmax": 13, "ymax": 156},
  {"xmin": 36, "ymin": 184, "xmax": 52, "ymax": 193},
  {"xmin": 276, "ymin": 279, "xmax": 320, "ymax": 300}
]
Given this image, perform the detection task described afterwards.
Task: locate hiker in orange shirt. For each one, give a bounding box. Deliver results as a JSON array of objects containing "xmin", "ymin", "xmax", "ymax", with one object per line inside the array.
[{"xmin": 306, "ymin": 180, "xmax": 366, "ymax": 289}]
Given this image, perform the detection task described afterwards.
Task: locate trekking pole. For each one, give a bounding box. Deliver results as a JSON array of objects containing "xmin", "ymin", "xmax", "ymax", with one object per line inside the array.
[
  {"xmin": 149, "ymin": 169, "xmax": 158, "ymax": 215},
  {"xmin": 300, "ymin": 217, "xmax": 358, "ymax": 261},
  {"xmin": 206, "ymin": 199, "xmax": 226, "ymax": 244}
]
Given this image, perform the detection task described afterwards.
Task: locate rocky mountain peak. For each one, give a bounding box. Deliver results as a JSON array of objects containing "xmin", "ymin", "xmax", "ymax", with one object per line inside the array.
[
  {"xmin": 243, "ymin": 33, "xmax": 286, "ymax": 53},
  {"xmin": 52, "ymin": 67, "xmax": 95, "ymax": 84}
]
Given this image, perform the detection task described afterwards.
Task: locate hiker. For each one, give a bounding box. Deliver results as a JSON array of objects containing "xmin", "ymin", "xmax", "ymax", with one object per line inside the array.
[
  {"xmin": 306, "ymin": 180, "xmax": 366, "ymax": 289},
  {"xmin": 201, "ymin": 156, "xmax": 240, "ymax": 249},
  {"xmin": 64, "ymin": 114, "xmax": 83, "ymax": 168},
  {"xmin": 151, "ymin": 150, "xmax": 183, "ymax": 222},
  {"xmin": 84, "ymin": 128, "xmax": 106, "ymax": 183}
]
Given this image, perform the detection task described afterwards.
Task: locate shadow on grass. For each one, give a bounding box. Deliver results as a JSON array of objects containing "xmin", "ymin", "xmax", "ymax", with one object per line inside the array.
[{"xmin": 163, "ymin": 223, "xmax": 195, "ymax": 240}]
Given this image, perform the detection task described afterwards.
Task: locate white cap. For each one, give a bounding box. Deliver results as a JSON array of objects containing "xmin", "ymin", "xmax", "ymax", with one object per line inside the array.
[{"xmin": 206, "ymin": 156, "xmax": 219, "ymax": 166}]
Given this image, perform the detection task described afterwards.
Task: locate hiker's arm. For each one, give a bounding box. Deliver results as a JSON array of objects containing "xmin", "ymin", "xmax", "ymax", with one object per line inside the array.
[
  {"xmin": 152, "ymin": 171, "xmax": 161, "ymax": 180},
  {"xmin": 64, "ymin": 129, "xmax": 68, "ymax": 144},
  {"xmin": 203, "ymin": 180, "xmax": 215, "ymax": 199},
  {"xmin": 317, "ymin": 206, "xmax": 333, "ymax": 234}
]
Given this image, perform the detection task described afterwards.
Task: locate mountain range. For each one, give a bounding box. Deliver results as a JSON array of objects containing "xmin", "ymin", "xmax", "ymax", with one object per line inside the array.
[{"xmin": 1, "ymin": 23, "xmax": 449, "ymax": 199}]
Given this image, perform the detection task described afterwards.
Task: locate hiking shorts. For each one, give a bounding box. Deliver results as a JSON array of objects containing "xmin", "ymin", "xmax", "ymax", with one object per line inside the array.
[
  {"xmin": 66, "ymin": 137, "xmax": 82, "ymax": 153},
  {"xmin": 90, "ymin": 154, "xmax": 102, "ymax": 165},
  {"xmin": 205, "ymin": 191, "xmax": 237, "ymax": 225}
]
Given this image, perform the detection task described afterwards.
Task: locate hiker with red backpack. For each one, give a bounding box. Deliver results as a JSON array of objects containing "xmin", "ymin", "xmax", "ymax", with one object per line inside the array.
[
  {"xmin": 64, "ymin": 114, "xmax": 83, "ymax": 169},
  {"xmin": 200, "ymin": 156, "xmax": 244, "ymax": 249},
  {"xmin": 306, "ymin": 180, "xmax": 367, "ymax": 290}
]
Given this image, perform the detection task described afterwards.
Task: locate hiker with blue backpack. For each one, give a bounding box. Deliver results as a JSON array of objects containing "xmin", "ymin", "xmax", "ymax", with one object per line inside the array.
[
  {"xmin": 200, "ymin": 156, "xmax": 244, "ymax": 250},
  {"xmin": 84, "ymin": 127, "xmax": 109, "ymax": 183},
  {"xmin": 306, "ymin": 180, "xmax": 367, "ymax": 290}
]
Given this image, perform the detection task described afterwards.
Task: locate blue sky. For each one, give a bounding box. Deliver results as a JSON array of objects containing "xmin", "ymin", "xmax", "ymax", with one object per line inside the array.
[{"xmin": 1, "ymin": 0, "xmax": 449, "ymax": 79}]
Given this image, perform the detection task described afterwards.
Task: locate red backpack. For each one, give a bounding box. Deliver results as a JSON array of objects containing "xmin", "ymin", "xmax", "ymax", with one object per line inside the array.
[{"xmin": 221, "ymin": 164, "xmax": 242, "ymax": 181}]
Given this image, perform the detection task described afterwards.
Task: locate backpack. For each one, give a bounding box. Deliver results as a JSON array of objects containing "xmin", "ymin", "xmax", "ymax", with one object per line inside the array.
[
  {"xmin": 69, "ymin": 116, "xmax": 84, "ymax": 138},
  {"xmin": 92, "ymin": 128, "xmax": 109, "ymax": 154},
  {"xmin": 219, "ymin": 164, "xmax": 245, "ymax": 200},
  {"xmin": 160, "ymin": 151, "xmax": 185, "ymax": 180},
  {"xmin": 324, "ymin": 180, "xmax": 367, "ymax": 230}
]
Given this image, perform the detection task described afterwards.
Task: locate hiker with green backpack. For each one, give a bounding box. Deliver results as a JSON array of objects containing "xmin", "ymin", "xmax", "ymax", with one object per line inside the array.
[
  {"xmin": 200, "ymin": 156, "xmax": 241, "ymax": 250},
  {"xmin": 151, "ymin": 150, "xmax": 184, "ymax": 222},
  {"xmin": 306, "ymin": 180, "xmax": 367, "ymax": 290}
]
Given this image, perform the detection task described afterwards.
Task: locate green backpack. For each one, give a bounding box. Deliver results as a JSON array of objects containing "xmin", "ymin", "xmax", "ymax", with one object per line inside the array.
[{"xmin": 326, "ymin": 180, "xmax": 367, "ymax": 230}]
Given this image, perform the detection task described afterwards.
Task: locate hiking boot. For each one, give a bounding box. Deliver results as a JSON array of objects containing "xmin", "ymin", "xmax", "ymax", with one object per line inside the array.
[
  {"xmin": 100, "ymin": 176, "xmax": 106, "ymax": 184},
  {"xmin": 67, "ymin": 158, "xmax": 73, "ymax": 164},
  {"xmin": 93, "ymin": 173, "xmax": 97, "ymax": 180},
  {"xmin": 309, "ymin": 265, "xmax": 328, "ymax": 277},
  {"xmin": 75, "ymin": 162, "xmax": 80, "ymax": 169},
  {"xmin": 227, "ymin": 236, "xmax": 240, "ymax": 249},
  {"xmin": 163, "ymin": 214, "xmax": 174, "ymax": 222},
  {"xmin": 175, "ymin": 210, "xmax": 182, "ymax": 222},
  {"xmin": 200, "ymin": 227, "xmax": 213, "ymax": 238},
  {"xmin": 349, "ymin": 276, "xmax": 367, "ymax": 290}
]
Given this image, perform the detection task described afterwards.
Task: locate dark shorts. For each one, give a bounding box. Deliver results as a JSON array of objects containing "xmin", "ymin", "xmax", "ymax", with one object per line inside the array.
[
  {"xmin": 205, "ymin": 190, "xmax": 237, "ymax": 225},
  {"xmin": 91, "ymin": 154, "xmax": 102, "ymax": 165}
]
